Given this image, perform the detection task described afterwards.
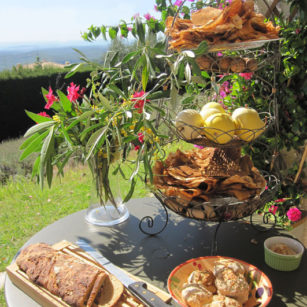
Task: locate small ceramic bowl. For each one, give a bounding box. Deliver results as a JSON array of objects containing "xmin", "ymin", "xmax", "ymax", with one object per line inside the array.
[{"xmin": 264, "ymin": 236, "xmax": 305, "ymax": 271}]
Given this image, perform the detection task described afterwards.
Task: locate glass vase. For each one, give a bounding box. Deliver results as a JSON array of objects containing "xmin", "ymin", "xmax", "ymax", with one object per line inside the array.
[{"xmin": 85, "ymin": 154, "xmax": 129, "ymax": 226}]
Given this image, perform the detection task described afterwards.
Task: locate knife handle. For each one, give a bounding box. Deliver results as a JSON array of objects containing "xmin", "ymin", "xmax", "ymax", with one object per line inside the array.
[{"xmin": 128, "ymin": 281, "xmax": 170, "ymax": 307}]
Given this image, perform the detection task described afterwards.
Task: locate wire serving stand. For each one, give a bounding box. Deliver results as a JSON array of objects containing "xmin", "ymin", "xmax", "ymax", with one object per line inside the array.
[{"xmin": 139, "ymin": 172, "xmax": 279, "ymax": 255}]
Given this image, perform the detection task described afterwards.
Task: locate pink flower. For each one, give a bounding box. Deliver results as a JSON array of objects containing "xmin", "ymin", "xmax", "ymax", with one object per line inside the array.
[
  {"xmin": 268, "ymin": 205, "xmax": 278, "ymax": 215},
  {"xmin": 134, "ymin": 145, "xmax": 140, "ymax": 151},
  {"xmin": 295, "ymin": 28, "xmax": 300, "ymax": 34},
  {"xmin": 220, "ymin": 89, "xmax": 226, "ymax": 98},
  {"xmin": 38, "ymin": 112, "xmax": 50, "ymax": 118},
  {"xmin": 127, "ymin": 26, "xmax": 133, "ymax": 32},
  {"xmin": 174, "ymin": 0, "xmax": 183, "ymax": 6},
  {"xmin": 217, "ymin": 52, "xmax": 223, "ymax": 57},
  {"xmin": 275, "ymin": 198, "xmax": 287, "ymax": 203},
  {"xmin": 131, "ymin": 90, "xmax": 148, "ymax": 113},
  {"xmin": 154, "ymin": 5, "xmax": 159, "ymax": 11},
  {"xmin": 45, "ymin": 87, "xmax": 57, "ymax": 109},
  {"xmin": 286, "ymin": 207, "xmax": 302, "ymax": 222},
  {"xmin": 67, "ymin": 82, "xmax": 80, "ymax": 102},
  {"xmin": 194, "ymin": 145, "xmax": 204, "ymax": 149},
  {"xmin": 144, "ymin": 13, "xmax": 155, "ymax": 20},
  {"xmin": 239, "ymin": 72, "xmax": 254, "ymax": 80},
  {"xmin": 138, "ymin": 132, "xmax": 144, "ymax": 143}
]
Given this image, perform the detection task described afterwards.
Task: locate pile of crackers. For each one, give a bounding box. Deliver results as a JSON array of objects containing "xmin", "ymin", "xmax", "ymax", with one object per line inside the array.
[
  {"xmin": 165, "ymin": 0, "xmax": 280, "ymax": 51},
  {"xmin": 153, "ymin": 147, "xmax": 266, "ymax": 205}
]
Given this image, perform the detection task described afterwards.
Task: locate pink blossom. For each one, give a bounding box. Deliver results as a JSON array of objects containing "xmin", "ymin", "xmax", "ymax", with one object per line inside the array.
[
  {"xmin": 131, "ymin": 90, "xmax": 148, "ymax": 113},
  {"xmin": 134, "ymin": 145, "xmax": 140, "ymax": 151},
  {"xmin": 265, "ymin": 185, "xmax": 268, "ymax": 190},
  {"xmin": 144, "ymin": 13, "xmax": 155, "ymax": 20},
  {"xmin": 268, "ymin": 205, "xmax": 278, "ymax": 215},
  {"xmin": 127, "ymin": 26, "xmax": 133, "ymax": 32},
  {"xmin": 38, "ymin": 112, "xmax": 50, "ymax": 118},
  {"xmin": 154, "ymin": 5, "xmax": 158, "ymax": 11},
  {"xmin": 239, "ymin": 72, "xmax": 253, "ymax": 80},
  {"xmin": 295, "ymin": 28, "xmax": 300, "ymax": 34},
  {"xmin": 220, "ymin": 89, "xmax": 226, "ymax": 98},
  {"xmin": 67, "ymin": 82, "xmax": 80, "ymax": 102},
  {"xmin": 174, "ymin": 0, "xmax": 183, "ymax": 6},
  {"xmin": 138, "ymin": 132, "xmax": 144, "ymax": 143},
  {"xmin": 286, "ymin": 207, "xmax": 302, "ymax": 222},
  {"xmin": 45, "ymin": 87, "xmax": 57, "ymax": 110},
  {"xmin": 194, "ymin": 145, "xmax": 204, "ymax": 149},
  {"xmin": 217, "ymin": 52, "xmax": 223, "ymax": 57},
  {"xmin": 275, "ymin": 198, "xmax": 287, "ymax": 203}
]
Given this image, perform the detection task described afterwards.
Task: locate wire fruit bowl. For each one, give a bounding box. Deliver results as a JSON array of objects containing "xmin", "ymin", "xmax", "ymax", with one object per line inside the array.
[{"xmin": 170, "ymin": 112, "xmax": 274, "ymax": 148}]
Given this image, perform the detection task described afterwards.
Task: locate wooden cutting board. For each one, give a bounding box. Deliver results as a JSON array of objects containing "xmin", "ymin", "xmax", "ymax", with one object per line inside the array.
[{"xmin": 6, "ymin": 240, "xmax": 172, "ymax": 307}]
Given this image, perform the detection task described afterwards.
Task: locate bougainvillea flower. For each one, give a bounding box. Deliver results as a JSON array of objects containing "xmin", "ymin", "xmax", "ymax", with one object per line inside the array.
[
  {"xmin": 131, "ymin": 90, "xmax": 148, "ymax": 113},
  {"xmin": 286, "ymin": 207, "xmax": 302, "ymax": 222},
  {"xmin": 268, "ymin": 205, "xmax": 278, "ymax": 215},
  {"xmin": 174, "ymin": 0, "xmax": 183, "ymax": 6},
  {"xmin": 127, "ymin": 26, "xmax": 133, "ymax": 32},
  {"xmin": 134, "ymin": 144, "xmax": 140, "ymax": 151},
  {"xmin": 239, "ymin": 72, "xmax": 254, "ymax": 80},
  {"xmin": 67, "ymin": 82, "xmax": 80, "ymax": 102},
  {"xmin": 138, "ymin": 132, "xmax": 145, "ymax": 143},
  {"xmin": 217, "ymin": 52, "xmax": 223, "ymax": 57},
  {"xmin": 144, "ymin": 13, "xmax": 155, "ymax": 20},
  {"xmin": 45, "ymin": 87, "xmax": 57, "ymax": 110},
  {"xmin": 274, "ymin": 198, "xmax": 287, "ymax": 203}
]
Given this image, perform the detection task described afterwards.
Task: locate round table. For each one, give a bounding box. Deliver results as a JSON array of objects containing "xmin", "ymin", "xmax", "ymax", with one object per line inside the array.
[{"xmin": 5, "ymin": 197, "xmax": 306, "ymax": 307}]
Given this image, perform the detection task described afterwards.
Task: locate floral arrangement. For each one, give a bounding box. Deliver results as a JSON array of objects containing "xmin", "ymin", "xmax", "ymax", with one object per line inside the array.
[
  {"xmin": 20, "ymin": 79, "xmax": 166, "ymax": 207},
  {"xmin": 259, "ymin": 198, "xmax": 303, "ymax": 230}
]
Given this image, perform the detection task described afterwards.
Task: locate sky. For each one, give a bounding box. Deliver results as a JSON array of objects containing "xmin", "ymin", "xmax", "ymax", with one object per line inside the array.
[{"xmin": 0, "ymin": 0, "xmax": 159, "ymax": 44}]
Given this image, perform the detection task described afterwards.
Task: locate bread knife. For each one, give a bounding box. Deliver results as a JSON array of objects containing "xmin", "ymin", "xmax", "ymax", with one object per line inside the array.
[{"xmin": 76, "ymin": 239, "xmax": 170, "ymax": 307}]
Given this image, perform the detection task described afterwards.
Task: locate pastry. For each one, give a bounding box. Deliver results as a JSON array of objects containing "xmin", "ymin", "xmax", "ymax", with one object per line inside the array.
[
  {"xmin": 187, "ymin": 270, "xmax": 217, "ymax": 293},
  {"xmin": 204, "ymin": 294, "xmax": 242, "ymax": 307},
  {"xmin": 182, "ymin": 283, "xmax": 213, "ymax": 307}
]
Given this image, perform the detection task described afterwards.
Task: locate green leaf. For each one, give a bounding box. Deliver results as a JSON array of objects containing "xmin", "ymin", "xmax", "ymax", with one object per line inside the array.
[
  {"xmin": 120, "ymin": 23, "xmax": 129, "ymax": 38},
  {"xmin": 135, "ymin": 17, "xmax": 145, "ymax": 44},
  {"xmin": 25, "ymin": 110, "xmax": 52, "ymax": 124},
  {"xmin": 85, "ymin": 127, "xmax": 108, "ymax": 160},
  {"xmin": 20, "ymin": 130, "xmax": 49, "ymax": 161},
  {"xmin": 39, "ymin": 126, "xmax": 55, "ymax": 189},
  {"xmin": 46, "ymin": 157, "xmax": 53, "ymax": 188},
  {"xmin": 123, "ymin": 178, "xmax": 136, "ymax": 203},
  {"xmin": 109, "ymin": 27, "xmax": 118, "ymax": 39},
  {"xmin": 80, "ymin": 122, "xmax": 105, "ymax": 141},
  {"xmin": 20, "ymin": 133, "xmax": 39, "ymax": 150},
  {"xmin": 142, "ymin": 64, "xmax": 149, "ymax": 91},
  {"xmin": 185, "ymin": 63, "xmax": 191, "ymax": 83},
  {"xmin": 110, "ymin": 51, "xmax": 119, "ymax": 67},
  {"xmin": 101, "ymin": 26, "xmax": 107, "ymax": 40},
  {"xmin": 32, "ymin": 156, "xmax": 41, "ymax": 178},
  {"xmin": 65, "ymin": 63, "xmax": 84, "ymax": 79},
  {"xmin": 193, "ymin": 41, "xmax": 208, "ymax": 56},
  {"xmin": 56, "ymin": 150, "xmax": 73, "ymax": 176},
  {"xmin": 57, "ymin": 90, "xmax": 72, "ymax": 112},
  {"xmin": 108, "ymin": 84, "xmax": 127, "ymax": 99},
  {"xmin": 122, "ymin": 50, "xmax": 141, "ymax": 64},
  {"xmin": 24, "ymin": 121, "xmax": 55, "ymax": 138}
]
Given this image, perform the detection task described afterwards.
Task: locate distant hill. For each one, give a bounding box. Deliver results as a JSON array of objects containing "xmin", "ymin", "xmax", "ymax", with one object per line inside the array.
[{"xmin": 0, "ymin": 41, "xmax": 109, "ymax": 71}]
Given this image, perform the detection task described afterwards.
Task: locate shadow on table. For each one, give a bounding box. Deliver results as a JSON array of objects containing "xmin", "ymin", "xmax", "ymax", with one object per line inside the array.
[{"xmin": 78, "ymin": 198, "xmax": 306, "ymax": 307}]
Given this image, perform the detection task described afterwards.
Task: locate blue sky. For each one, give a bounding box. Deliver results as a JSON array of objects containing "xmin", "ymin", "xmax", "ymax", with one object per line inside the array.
[{"xmin": 0, "ymin": 0, "xmax": 159, "ymax": 43}]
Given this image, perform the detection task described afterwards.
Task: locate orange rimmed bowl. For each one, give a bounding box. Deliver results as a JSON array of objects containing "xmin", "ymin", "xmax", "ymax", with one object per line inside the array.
[{"xmin": 167, "ymin": 256, "xmax": 273, "ymax": 307}]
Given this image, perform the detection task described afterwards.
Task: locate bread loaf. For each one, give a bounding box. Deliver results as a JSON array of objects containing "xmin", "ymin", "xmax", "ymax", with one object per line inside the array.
[{"xmin": 16, "ymin": 243, "xmax": 108, "ymax": 307}]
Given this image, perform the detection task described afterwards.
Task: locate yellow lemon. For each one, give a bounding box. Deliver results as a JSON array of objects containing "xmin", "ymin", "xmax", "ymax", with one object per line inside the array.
[
  {"xmin": 201, "ymin": 102, "xmax": 226, "ymax": 114},
  {"xmin": 204, "ymin": 113, "xmax": 236, "ymax": 144},
  {"xmin": 200, "ymin": 107, "xmax": 223, "ymax": 121},
  {"xmin": 175, "ymin": 109, "xmax": 204, "ymax": 140},
  {"xmin": 232, "ymin": 107, "xmax": 265, "ymax": 141}
]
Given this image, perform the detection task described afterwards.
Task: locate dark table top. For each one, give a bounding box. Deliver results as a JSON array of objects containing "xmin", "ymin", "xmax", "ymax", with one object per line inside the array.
[{"xmin": 5, "ymin": 197, "xmax": 307, "ymax": 307}]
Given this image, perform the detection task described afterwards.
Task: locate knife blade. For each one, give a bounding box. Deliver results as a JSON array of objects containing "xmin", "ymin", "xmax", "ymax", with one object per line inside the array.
[{"xmin": 76, "ymin": 239, "xmax": 170, "ymax": 307}]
